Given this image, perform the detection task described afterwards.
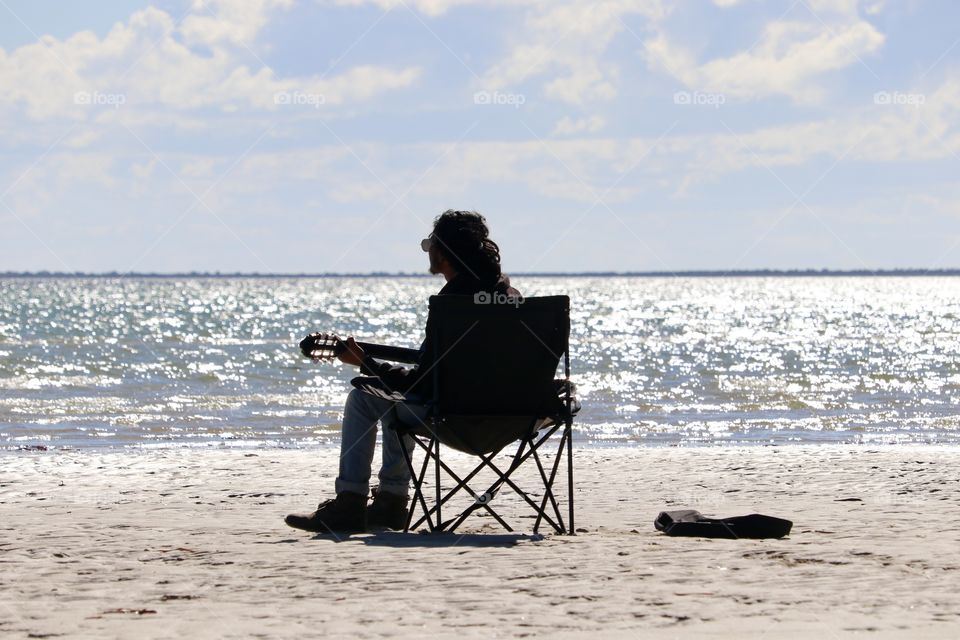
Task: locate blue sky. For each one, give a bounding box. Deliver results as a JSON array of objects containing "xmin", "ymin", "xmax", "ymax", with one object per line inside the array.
[{"xmin": 1, "ymin": 0, "xmax": 958, "ymax": 273}]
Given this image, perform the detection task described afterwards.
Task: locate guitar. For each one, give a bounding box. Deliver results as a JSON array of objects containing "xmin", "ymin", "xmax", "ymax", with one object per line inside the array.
[{"xmin": 299, "ymin": 333, "xmax": 421, "ymax": 364}]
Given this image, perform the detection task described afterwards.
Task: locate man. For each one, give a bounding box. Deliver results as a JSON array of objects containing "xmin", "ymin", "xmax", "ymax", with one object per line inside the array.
[{"xmin": 286, "ymin": 210, "xmax": 520, "ymax": 534}]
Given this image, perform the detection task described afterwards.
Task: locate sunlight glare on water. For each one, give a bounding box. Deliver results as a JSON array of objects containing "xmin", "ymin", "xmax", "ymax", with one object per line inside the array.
[{"xmin": 1, "ymin": 276, "xmax": 958, "ymax": 449}]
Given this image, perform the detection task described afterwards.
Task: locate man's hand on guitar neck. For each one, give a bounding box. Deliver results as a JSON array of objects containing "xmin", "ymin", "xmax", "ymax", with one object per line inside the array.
[{"xmin": 337, "ymin": 336, "xmax": 366, "ymax": 366}]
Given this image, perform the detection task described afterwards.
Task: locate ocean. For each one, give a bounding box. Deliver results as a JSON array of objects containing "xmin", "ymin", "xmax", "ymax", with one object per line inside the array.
[{"xmin": 2, "ymin": 276, "xmax": 958, "ymax": 449}]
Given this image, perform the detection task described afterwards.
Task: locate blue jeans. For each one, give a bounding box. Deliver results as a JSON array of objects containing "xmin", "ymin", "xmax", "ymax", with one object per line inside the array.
[{"xmin": 335, "ymin": 388, "xmax": 428, "ymax": 498}]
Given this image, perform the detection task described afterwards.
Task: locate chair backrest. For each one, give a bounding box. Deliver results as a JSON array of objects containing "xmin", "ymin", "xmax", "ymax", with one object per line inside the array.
[{"xmin": 426, "ymin": 294, "xmax": 570, "ymax": 417}]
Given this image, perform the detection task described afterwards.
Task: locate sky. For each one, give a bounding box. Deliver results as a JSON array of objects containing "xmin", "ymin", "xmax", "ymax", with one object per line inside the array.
[{"xmin": 0, "ymin": 0, "xmax": 958, "ymax": 274}]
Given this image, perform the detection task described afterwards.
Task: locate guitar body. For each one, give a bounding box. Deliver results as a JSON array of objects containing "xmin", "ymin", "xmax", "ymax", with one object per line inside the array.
[{"xmin": 299, "ymin": 333, "xmax": 420, "ymax": 364}]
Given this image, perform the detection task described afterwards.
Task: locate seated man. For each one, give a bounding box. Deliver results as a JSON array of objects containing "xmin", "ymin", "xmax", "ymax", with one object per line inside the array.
[{"xmin": 286, "ymin": 210, "xmax": 520, "ymax": 533}]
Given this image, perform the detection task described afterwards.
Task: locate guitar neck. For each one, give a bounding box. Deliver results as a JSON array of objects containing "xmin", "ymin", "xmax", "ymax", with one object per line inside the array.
[{"xmin": 353, "ymin": 341, "xmax": 421, "ymax": 364}]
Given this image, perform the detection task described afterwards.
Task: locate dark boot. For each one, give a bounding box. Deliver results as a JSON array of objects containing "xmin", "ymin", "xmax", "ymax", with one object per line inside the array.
[
  {"xmin": 285, "ymin": 491, "xmax": 367, "ymax": 533},
  {"xmin": 367, "ymin": 486, "xmax": 409, "ymax": 530}
]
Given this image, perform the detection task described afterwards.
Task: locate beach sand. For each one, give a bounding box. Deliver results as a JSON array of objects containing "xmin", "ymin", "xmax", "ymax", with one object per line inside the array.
[{"xmin": 2, "ymin": 444, "xmax": 959, "ymax": 638}]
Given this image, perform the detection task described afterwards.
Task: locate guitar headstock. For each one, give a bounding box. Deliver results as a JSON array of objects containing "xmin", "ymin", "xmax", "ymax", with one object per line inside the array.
[{"xmin": 299, "ymin": 332, "xmax": 342, "ymax": 361}]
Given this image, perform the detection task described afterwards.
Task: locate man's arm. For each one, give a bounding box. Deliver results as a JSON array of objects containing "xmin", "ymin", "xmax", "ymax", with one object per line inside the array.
[{"xmin": 338, "ymin": 336, "xmax": 421, "ymax": 392}]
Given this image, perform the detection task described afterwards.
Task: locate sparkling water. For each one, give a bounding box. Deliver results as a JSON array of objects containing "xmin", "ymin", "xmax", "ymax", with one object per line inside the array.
[{"xmin": 2, "ymin": 276, "xmax": 958, "ymax": 449}]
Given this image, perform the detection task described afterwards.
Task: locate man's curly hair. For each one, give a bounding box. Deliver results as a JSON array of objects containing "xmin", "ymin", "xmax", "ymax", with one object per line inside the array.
[{"xmin": 431, "ymin": 210, "xmax": 502, "ymax": 283}]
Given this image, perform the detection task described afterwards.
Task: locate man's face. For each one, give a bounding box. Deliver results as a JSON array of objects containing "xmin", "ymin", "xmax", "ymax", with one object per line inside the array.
[
  {"xmin": 428, "ymin": 244, "xmax": 443, "ymax": 275},
  {"xmin": 423, "ymin": 233, "xmax": 443, "ymax": 274}
]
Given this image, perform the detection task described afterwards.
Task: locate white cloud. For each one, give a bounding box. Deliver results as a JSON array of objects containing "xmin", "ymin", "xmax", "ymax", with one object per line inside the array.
[
  {"xmin": 0, "ymin": 3, "xmax": 420, "ymax": 122},
  {"xmin": 305, "ymin": 71, "xmax": 960, "ymax": 203},
  {"xmin": 552, "ymin": 115, "xmax": 606, "ymax": 136},
  {"xmin": 712, "ymin": 0, "xmax": 877, "ymax": 15},
  {"xmin": 731, "ymin": 76, "xmax": 959, "ymax": 164},
  {"xmin": 131, "ymin": 158, "xmax": 158, "ymax": 180},
  {"xmin": 10, "ymin": 70, "xmax": 957, "ymax": 221},
  {"xmin": 181, "ymin": 0, "xmax": 295, "ymax": 46},
  {"xmin": 479, "ymin": 1, "xmax": 669, "ymax": 105},
  {"xmin": 805, "ymin": 0, "xmax": 863, "ymax": 18},
  {"xmin": 325, "ymin": 0, "xmax": 536, "ymax": 18},
  {"xmin": 63, "ymin": 130, "xmax": 102, "ymax": 149},
  {"xmin": 645, "ymin": 15, "xmax": 885, "ymax": 102}
]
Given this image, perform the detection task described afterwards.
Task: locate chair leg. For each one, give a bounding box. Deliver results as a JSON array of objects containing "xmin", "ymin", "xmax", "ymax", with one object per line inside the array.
[
  {"xmin": 567, "ymin": 417, "xmax": 575, "ymax": 535},
  {"xmin": 410, "ymin": 442, "xmax": 512, "ymax": 531},
  {"xmin": 401, "ymin": 419, "xmax": 576, "ymax": 535},
  {"xmin": 453, "ymin": 424, "xmax": 568, "ymax": 533},
  {"xmin": 443, "ymin": 444, "xmax": 528, "ymax": 533},
  {"xmin": 402, "ymin": 433, "xmax": 435, "ymax": 532},
  {"xmin": 434, "ymin": 439, "xmax": 442, "ymax": 530},
  {"xmin": 532, "ymin": 432, "xmax": 567, "ymax": 534},
  {"xmin": 462, "ymin": 444, "xmax": 563, "ymax": 533},
  {"xmin": 406, "ymin": 435, "xmax": 512, "ymax": 531},
  {"xmin": 398, "ymin": 431, "xmax": 416, "ymax": 532}
]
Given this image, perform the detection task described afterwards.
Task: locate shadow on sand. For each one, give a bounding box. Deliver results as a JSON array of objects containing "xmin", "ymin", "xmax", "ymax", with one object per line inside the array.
[{"xmin": 306, "ymin": 530, "xmax": 545, "ymax": 547}]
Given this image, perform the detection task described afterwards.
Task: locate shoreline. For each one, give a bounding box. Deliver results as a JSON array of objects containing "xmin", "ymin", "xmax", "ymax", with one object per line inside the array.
[
  {"xmin": 2, "ymin": 444, "xmax": 959, "ymax": 637},
  {"xmin": 7, "ymin": 440, "xmax": 960, "ymax": 453}
]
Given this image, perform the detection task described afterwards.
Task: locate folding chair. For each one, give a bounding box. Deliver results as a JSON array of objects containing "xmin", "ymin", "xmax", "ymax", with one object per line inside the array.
[{"xmin": 390, "ymin": 294, "xmax": 578, "ymax": 535}]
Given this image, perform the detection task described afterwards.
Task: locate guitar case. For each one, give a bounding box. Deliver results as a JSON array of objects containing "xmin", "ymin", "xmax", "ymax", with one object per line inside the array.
[{"xmin": 655, "ymin": 509, "xmax": 792, "ymax": 539}]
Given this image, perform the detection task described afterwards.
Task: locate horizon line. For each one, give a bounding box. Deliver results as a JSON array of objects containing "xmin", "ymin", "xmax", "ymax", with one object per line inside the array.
[{"xmin": 3, "ymin": 268, "xmax": 960, "ymax": 278}]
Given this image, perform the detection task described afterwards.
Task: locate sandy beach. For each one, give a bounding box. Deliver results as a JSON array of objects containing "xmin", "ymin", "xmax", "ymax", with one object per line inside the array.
[{"xmin": 2, "ymin": 444, "xmax": 959, "ymax": 639}]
